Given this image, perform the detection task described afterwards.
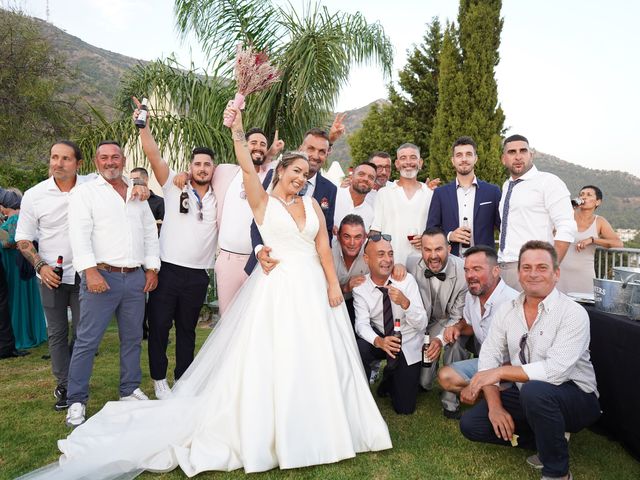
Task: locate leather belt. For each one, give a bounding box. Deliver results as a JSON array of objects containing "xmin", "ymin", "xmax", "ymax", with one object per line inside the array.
[{"xmin": 96, "ymin": 263, "xmax": 140, "ymax": 273}]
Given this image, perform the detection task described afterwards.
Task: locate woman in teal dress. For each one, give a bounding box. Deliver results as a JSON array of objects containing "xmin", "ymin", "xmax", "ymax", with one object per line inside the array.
[{"xmin": 0, "ymin": 192, "xmax": 47, "ymax": 349}]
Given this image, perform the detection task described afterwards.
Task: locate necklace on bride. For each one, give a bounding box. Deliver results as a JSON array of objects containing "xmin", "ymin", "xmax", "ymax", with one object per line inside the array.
[{"xmin": 273, "ymin": 194, "xmax": 297, "ymax": 207}]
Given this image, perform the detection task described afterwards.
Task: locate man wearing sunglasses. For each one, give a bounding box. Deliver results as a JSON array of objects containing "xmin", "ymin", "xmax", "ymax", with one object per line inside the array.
[
  {"xmin": 133, "ymin": 101, "xmax": 217, "ymax": 401},
  {"xmin": 459, "ymin": 240, "xmax": 600, "ymax": 480},
  {"xmin": 353, "ymin": 234, "xmax": 427, "ymax": 414}
]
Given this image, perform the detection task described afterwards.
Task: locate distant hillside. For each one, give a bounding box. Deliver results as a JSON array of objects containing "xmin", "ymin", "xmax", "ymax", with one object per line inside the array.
[
  {"xmin": 534, "ymin": 152, "xmax": 640, "ymax": 229},
  {"xmin": 30, "ymin": 15, "xmax": 144, "ymax": 119},
  {"xmin": 24, "ymin": 15, "xmax": 640, "ymax": 229}
]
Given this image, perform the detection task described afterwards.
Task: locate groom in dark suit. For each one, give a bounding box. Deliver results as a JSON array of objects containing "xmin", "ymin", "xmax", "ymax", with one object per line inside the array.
[
  {"xmin": 426, "ymin": 136, "xmax": 501, "ymax": 257},
  {"xmin": 245, "ymin": 127, "xmax": 338, "ymax": 274}
]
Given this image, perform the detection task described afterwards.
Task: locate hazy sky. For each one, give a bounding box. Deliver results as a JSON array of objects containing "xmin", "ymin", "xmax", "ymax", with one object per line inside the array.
[{"xmin": 8, "ymin": 0, "xmax": 640, "ymax": 178}]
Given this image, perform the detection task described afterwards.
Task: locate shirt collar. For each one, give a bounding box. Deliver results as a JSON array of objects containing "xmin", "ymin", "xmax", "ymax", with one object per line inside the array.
[
  {"xmin": 513, "ymin": 287, "xmax": 561, "ymax": 314},
  {"xmin": 307, "ymin": 173, "xmax": 317, "ymax": 186},
  {"xmin": 366, "ymin": 274, "xmax": 392, "ymax": 293},
  {"xmin": 484, "ymin": 279, "xmax": 506, "ymax": 308},
  {"xmin": 455, "ymin": 176, "xmax": 478, "ymax": 188},
  {"xmin": 511, "ymin": 164, "xmax": 539, "ymax": 182}
]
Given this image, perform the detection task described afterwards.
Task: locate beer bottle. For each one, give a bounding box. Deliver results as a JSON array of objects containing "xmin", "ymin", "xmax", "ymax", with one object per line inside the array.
[
  {"xmin": 53, "ymin": 255, "xmax": 63, "ymax": 280},
  {"xmin": 422, "ymin": 334, "xmax": 432, "ymax": 367},
  {"xmin": 393, "ymin": 319, "xmax": 402, "ymax": 346},
  {"xmin": 461, "ymin": 217, "xmax": 471, "ymax": 249},
  {"xmin": 179, "ymin": 186, "xmax": 189, "ymax": 214},
  {"xmin": 135, "ymin": 98, "xmax": 149, "ymax": 129}
]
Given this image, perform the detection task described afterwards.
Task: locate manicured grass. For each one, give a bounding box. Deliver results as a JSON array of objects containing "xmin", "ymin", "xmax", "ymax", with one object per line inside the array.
[{"xmin": 1, "ymin": 321, "xmax": 638, "ymax": 479}]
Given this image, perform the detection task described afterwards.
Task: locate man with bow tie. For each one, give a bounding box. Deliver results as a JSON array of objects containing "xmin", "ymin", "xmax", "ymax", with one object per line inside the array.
[{"xmin": 407, "ymin": 226, "xmax": 468, "ymax": 419}]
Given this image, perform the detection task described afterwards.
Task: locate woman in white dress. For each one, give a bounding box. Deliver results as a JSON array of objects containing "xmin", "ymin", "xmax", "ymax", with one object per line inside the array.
[
  {"xmin": 557, "ymin": 185, "xmax": 622, "ymax": 293},
  {"xmin": 20, "ymin": 105, "xmax": 391, "ymax": 480}
]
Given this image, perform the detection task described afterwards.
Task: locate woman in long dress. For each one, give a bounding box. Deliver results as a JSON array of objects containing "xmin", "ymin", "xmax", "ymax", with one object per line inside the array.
[
  {"xmin": 557, "ymin": 185, "xmax": 623, "ymax": 293},
  {"xmin": 0, "ymin": 196, "xmax": 47, "ymax": 349},
  {"xmin": 20, "ymin": 105, "xmax": 391, "ymax": 480}
]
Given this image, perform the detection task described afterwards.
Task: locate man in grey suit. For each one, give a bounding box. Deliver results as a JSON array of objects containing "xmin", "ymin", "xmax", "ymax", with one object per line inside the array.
[{"xmin": 407, "ymin": 226, "xmax": 468, "ymax": 419}]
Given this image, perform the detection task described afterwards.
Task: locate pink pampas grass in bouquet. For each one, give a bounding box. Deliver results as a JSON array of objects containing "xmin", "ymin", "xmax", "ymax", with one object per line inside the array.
[{"xmin": 223, "ymin": 43, "xmax": 281, "ymax": 127}]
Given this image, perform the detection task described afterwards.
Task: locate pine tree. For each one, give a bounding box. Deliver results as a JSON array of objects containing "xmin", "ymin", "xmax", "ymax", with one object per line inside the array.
[
  {"xmin": 427, "ymin": 24, "xmax": 467, "ymax": 181},
  {"xmin": 457, "ymin": 0, "xmax": 505, "ymax": 184},
  {"xmin": 348, "ymin": 18, "xmax": 442, "ymax": 179}
]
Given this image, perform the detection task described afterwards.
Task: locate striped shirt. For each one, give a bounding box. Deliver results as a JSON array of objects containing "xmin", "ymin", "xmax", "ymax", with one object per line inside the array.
[{"xmin": 478, "ymin": 288, "xmax": 598, "ymax": 396}]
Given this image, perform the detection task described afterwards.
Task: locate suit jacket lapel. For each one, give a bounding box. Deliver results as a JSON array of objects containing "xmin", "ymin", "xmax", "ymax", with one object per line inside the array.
[
  {"xmin": 473, "ymin": 180, "xmax": 482, "ymax": 220},
  {"xmin": 438, "ymin": 259, "xmax": 457, "ymax": 315},
  {"xmin": 448, "ymin": 183, "xmax": 460, "ymax": 226}
]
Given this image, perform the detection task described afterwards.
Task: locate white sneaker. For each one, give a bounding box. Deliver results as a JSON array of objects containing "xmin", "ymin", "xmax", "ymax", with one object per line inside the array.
[
  {"xmin": 119, "ymin": 387, "xmax": 149, "ymax": 401},
  {"xmin": 65, "ymin": 402, "xmax": 86, "ymax": 427},
  {"xmin": 153, "ymin": 379, "xmax": 172, "ymax": 400}
]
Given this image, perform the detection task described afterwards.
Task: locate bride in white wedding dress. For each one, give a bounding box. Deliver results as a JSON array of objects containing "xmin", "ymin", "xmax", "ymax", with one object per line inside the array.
[{"xmin": 20, "ymin": 105, "xmax": 391, "ymax": 479}]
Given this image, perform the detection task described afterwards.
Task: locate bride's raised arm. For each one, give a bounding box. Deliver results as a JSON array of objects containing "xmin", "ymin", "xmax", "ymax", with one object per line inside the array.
[{"xmin": 224, "ymin": 103, "xmax": 269, "ymax": 224}]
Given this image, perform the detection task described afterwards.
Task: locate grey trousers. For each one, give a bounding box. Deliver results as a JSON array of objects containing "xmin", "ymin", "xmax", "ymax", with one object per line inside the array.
[
  {"xmin": 420, "ymin": 319, "xmax": 471, "ymax": 412},
  {"xmin": 39, "ymin": 279, "xmax": 80, "ymax": 388},
  {"xmin": 67, "ymin": 269, "xmax": 146, "ymax": 404},
  {"xmin": 499, "ymin": 262, "xmax": 523, "ymax": 292}
]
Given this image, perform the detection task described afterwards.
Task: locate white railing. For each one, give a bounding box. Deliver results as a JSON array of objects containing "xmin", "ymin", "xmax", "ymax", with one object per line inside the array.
[{"xmin": 595, "ymin": 247, "xmax": 640, "ymax": 279}]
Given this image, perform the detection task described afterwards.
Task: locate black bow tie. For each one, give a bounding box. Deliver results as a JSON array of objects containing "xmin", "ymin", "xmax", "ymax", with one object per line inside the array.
[{"xmin": 424, "ymin": 269, "xmax": 446, "ymax": 281}]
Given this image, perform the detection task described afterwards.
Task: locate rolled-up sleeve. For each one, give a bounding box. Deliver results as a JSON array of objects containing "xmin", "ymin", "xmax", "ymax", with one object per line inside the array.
[
  {"xmin": 15, "ymin": 191, "xmax": 37, "ymax": 242},
  {"xmin": 141, "ymin": 202, "xmax": 160, "ymax": 270},
  {"xmin": 546, "ymin": 176, "xmax": 576, "ymax": 243}
]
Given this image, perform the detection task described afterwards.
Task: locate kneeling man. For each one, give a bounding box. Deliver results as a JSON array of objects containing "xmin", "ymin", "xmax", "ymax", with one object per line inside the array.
[
  {"xmin": 459, "ymin": 241, "xmax": 600, "ymax": 480},
  {"xmin": 437, "ymin": 245, "xmax": 518, "ymax": 398},
  {"xmin": 353, "ymin": 234, "xmax": 427, "ymax": 414}
]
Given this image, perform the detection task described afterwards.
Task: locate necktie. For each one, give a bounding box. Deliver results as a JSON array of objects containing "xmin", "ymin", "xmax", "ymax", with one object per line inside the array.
[
  {"xmin": 424, "ymin": 269, "xmax": 446, "ymax": 281},
  {"xmin": 297, "ymin": 181, "xmax": 311, "ymax": 196},
  {"xmin": 499, "ymin": 179, "xmax": 523, "ymax": 252},
  {"xmin": 376, "ymin": 286, "xmax": 394, "ymax": 337}
]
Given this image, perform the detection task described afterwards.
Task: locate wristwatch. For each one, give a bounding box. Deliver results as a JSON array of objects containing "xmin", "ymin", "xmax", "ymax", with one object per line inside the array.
[{"xmin": 146, "ymin": 268, "xmax": 159, "ymax": 273}]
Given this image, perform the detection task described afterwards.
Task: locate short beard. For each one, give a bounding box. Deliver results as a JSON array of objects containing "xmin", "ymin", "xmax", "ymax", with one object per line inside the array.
[
  {"xmin": 352, "ymin": 183, "xmax": 372, "ymax": 195},
  {"xmin": 193, "ymin": 177, "xmax": 211, "ymax": 186},
  {"xmin": 399, "ymin": 169, "xmax": 418, "ymax": 179},
  {"xmin": 251, "ymin": 152, "xmax": 265, "ymax": 166}
]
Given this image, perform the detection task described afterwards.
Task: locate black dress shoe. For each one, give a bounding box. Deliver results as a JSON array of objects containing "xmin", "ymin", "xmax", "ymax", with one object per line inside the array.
[
  {"xmin": 0, "ymin": 349, "xmax": 30, "ymax": 359},
  {"xmin": 443, "ymin": 408, "xmax": 462, "ymax": 420}
]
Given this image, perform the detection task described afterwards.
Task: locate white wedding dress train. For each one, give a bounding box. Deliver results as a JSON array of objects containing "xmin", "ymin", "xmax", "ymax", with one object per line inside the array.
[{"xmin": 20, "ymin": 196, "xmax": 391, "ymax": 479}]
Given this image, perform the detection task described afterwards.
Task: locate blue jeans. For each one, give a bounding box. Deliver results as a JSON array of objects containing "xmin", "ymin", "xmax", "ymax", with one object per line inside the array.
[
  {"xmin": 460, "ymin": 381, "xmax": 600, "ymax": 478},
  {"xmin": 67, "ymin": 269, "xmax": 146, "ymax": 404},
  {"xmin": 450, "ymin": 358, "xmax": 479, "ymax": 382}
]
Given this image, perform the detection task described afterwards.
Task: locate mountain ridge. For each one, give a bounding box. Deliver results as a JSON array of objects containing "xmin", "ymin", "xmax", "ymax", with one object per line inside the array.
[{"xmin": 18, "ymin": 12, "xmax": 640, "ymax": 229}]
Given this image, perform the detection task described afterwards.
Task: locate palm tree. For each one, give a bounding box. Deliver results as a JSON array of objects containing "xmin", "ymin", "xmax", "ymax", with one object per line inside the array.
[{"xmin": 80, "ymin": 0, "xmax": 393, "ymax": 171}]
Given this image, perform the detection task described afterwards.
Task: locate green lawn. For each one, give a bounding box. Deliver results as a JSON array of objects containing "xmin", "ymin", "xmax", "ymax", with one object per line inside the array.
[{"xmin": 1, "ymin": 321, "xmax": 638, "ymax": 480}]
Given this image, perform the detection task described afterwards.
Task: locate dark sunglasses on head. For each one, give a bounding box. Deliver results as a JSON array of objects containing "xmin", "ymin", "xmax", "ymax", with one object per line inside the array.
[{"xmin": 364, "ymin": 233, "xmax": 392, "ymax": 250}]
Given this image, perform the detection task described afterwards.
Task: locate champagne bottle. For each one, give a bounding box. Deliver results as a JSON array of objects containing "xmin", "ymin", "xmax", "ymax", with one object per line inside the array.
[
  {"xmin": 421, "ymin": 334, "xmax": 432, "ymax": 367},
  {"xmin": 179, "ymin": 186, "xmax": 189, "ymax": 214},
  {"xmin": 53, "ymin": 255, "xmax": 63, "ymax": 280},
  {"xmin": 135, "ymin": 98, "xmax": 149, "ymax": 128}
]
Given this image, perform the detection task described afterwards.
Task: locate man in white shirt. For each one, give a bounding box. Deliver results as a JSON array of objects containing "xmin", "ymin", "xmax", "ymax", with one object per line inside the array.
[
  {"xmin": 370, "ymin": 143, "xmax": 433, "ymax": 265},
  {"xmin": 65, "ymin": 140, "xmax": 160, "ymax": 427},
  {"xmin": 333, "ymin": 162, "xmax": 376, "ymax": 233},
  {"xmin": 498, "ymin": 135, "xmax": 576, "ymax": 291},
  {"xmin": 135, "ymin": 106, "xmax": 217, "ymax": 400},
  {"xmin": 437, "ymin": 245, "xmax": 518, "ymax": 400},
  {"xmin": 460, "ymin": 241, "xmax": 600, "ymax": 480},
  {"xmin": 16, "ymin": 141, "xmax": 89, "ymax": 411},
  {"xmin": 354, "ymin": 235, "xmax": 427, "ymax": 414}
]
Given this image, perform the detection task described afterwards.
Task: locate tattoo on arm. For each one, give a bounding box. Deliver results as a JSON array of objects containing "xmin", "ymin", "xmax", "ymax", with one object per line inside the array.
[
  {"xmin": 232, "ymin": 129, "xmax": 246, "ymax": 142},
  {"xmin": 16, "ymin": 240, "xmax": 42, "ymax": 267}
]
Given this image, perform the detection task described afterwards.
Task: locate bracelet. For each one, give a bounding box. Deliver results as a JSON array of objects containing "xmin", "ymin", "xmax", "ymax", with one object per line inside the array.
[{"xmin": 35, "ymin": 260, "xmax": 47, "ymax": 274}]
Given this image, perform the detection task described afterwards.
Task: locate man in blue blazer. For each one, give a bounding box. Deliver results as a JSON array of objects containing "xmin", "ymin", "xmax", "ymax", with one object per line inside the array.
[
  {"xmin": 244, "ymin": 128, "xmax": 337, "ymax": 274},
  {"xmin": 427, "ymin": 136, "xmax": 501, "ymax": 257}
]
